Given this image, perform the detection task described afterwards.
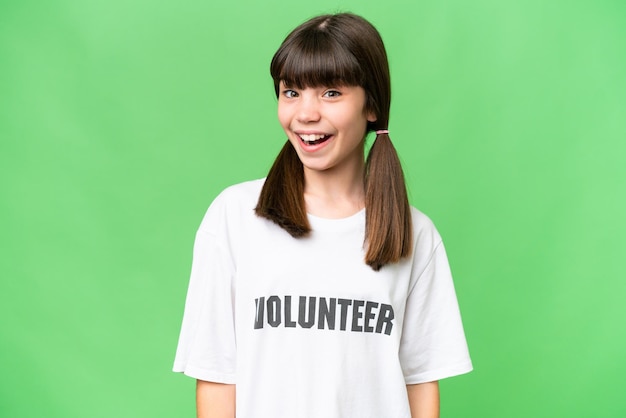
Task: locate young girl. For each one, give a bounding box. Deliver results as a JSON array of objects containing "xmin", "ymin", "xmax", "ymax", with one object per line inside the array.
[{"xmin": 174, "ymin": 13, "xmax": 472, "ymax": 418}]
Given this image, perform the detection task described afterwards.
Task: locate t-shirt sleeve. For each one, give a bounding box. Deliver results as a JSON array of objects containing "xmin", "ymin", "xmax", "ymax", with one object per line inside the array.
[
  {"xmin": 172, "ymin": 226, "xmax": 237, "ymax": 384},
  {"xmin": 399, "ymin": 240, "xmax": 473, "ymax": 384}
]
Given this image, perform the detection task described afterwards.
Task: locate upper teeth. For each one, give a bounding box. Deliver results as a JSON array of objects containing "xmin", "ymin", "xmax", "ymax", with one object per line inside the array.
[{"xmin": 300, "ymin": 134, "xmax": 326, "ymax": 142}]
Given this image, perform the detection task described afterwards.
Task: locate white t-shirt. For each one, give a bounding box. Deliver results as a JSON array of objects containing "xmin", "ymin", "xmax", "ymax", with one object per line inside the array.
[{"xmin": 173, "ymin": 179, "xmax": 472, "ymax": 418}]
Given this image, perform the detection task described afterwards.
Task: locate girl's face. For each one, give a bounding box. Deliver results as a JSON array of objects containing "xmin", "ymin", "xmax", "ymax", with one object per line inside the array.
[{"xmin": 277, "ymin": 81, "xmax": 376, "ymax": 176}]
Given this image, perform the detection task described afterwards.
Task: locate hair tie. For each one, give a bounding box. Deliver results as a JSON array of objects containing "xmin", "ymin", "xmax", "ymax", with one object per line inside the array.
[{"xmin": 375, "ymin": 129, "xmax": 389, "ymax": 135}]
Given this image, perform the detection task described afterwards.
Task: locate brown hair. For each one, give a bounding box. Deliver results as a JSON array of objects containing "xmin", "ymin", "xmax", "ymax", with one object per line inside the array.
[{"xmin": 255, "ymin": 13, "xmax": 412, "ymax": 271}]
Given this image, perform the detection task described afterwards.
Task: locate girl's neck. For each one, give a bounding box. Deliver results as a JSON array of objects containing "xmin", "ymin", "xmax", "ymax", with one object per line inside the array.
[{"xmin": 303, "ymin": 160, "xmax": 365, "ymax": 219}]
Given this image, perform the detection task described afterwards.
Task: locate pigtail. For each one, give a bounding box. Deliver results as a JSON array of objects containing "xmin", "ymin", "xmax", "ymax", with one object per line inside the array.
[
  {"xmin": 364, "ymin": 132, "xmax": 413, "ymax": 271},
  {"xmin": 255, "ymin": 141, "xmax": 310, "ymax": 237}
]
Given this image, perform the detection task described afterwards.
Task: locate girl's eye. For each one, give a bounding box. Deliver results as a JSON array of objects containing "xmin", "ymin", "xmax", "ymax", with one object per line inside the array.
[
  {"xmin": 283, "ymin": 90, "xmax": 298, "ymax": 98},
  {"xmin": 324, "ymin": 90, "xmax": 341, "ymax": 98}
]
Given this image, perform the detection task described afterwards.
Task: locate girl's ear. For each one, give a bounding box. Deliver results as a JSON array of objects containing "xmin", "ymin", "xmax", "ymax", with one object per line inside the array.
[{"xmin": 367, "ymin": 111, "xmax": 377, "ymax": 123}]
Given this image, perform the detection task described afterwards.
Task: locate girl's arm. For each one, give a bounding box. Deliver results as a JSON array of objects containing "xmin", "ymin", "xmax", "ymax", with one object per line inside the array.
[
  {"xmin": 407, "ymin": 381, "xmax": 440, "ymax": 418},
  {"xmin": 196, "ymin": 380, "xmax": 235, "ymax": 418}
]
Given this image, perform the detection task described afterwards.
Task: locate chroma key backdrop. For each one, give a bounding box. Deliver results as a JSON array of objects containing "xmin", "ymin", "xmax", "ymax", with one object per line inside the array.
[{"xmin": 1, "ymin": 0, "xmax": 625, "ymax": 417}]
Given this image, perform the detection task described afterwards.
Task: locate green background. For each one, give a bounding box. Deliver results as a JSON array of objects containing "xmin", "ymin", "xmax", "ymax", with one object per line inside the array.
[{"xmin": 1, "ymin": 0, "xmax": 625, "ymax": 416}]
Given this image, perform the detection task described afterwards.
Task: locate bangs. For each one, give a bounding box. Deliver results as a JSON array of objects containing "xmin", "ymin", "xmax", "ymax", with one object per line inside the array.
[{"xmin": 270, "ymin": 30, "xmax": 364, "ymax": 92}]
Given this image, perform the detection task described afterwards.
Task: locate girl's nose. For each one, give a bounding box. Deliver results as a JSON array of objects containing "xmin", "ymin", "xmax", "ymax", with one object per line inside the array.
[{"xmin": 296, "ymin": 96, "xmax": 321, "ymax": 123}]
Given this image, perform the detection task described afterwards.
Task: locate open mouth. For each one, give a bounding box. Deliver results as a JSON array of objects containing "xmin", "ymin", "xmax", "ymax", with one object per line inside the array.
[{"xmin": 299, "ymin": 133, "xmax": 331, "ymax": 146}]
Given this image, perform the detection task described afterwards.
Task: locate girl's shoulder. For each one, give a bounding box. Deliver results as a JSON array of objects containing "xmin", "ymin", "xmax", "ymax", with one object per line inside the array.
[
  {"xmin": 207, "ymin": 178, "xmax": 265, "ymax": 211},
  {"xmin": 198, "ymin": 178, "xmax": 265, "ymax": 233},
  {"xmin": 409, "ymin": 206, "xmax": 446, "ymax": 257},
  {"xmin": 214, "ymin": 178, "xmax": 265, "ymax": 204},
  {"xmin": 409, "ymin": 206, "xmax": 439, "ymax": 236}
]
